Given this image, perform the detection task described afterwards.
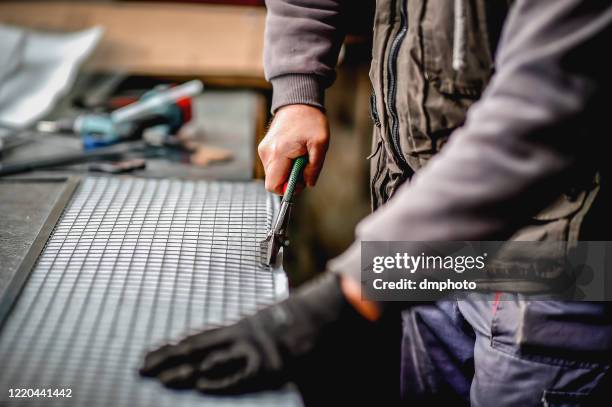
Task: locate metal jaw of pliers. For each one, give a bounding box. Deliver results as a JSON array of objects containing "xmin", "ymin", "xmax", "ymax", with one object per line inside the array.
[
  {"xmin": 260, "ymin": 200, "xmax": 293, "ymax": 267},
  {"xmin": 259, "ymin": 155, "xmax": 308, "ymax": 267}
]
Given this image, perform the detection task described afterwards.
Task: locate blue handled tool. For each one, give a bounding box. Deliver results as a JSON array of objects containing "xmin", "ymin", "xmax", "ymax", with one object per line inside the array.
[{"xmin": 36, "ymin": 80, "xmax": 202, "ymax": 150}]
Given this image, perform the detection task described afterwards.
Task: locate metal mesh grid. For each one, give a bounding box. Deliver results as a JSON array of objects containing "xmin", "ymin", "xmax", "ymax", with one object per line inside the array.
[{"xmin": 0, "ymin": 177, "xmax": 300, "ymax": 406}]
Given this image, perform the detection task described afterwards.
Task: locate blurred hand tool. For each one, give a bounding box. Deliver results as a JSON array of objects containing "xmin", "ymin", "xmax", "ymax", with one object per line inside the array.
[
  {"xmin": 260, "ymin": 155, "xmax": 307, "ymax": 266},
  {"xmin": 0, "ymin": 141, "xmax": 148, "ymax": 177},
  {"xmin": 0, "ymin": 124, "xmax": 32, "ymax": 154},
  {"xmin": 36, "ymin": 80, "xmax": 202, "ymax": 150}
]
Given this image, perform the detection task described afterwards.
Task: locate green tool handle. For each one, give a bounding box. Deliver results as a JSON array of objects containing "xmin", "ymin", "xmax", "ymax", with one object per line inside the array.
[{"xmin": 282, "ymin": 156, "xmax": 308, "ymax": 203}]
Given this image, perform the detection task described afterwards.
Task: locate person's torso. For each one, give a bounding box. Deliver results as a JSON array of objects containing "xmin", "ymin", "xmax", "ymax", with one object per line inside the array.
[{"xmin": 368, "ymin": 0, "xmax": 606, "ymax": 247}]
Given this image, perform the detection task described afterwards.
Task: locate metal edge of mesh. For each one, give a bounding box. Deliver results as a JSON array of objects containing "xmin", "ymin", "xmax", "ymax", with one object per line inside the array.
[
  {"xmin": 267, "ymin": 192, "xmax": 290, "ymax": 300},
  {"xmin": 0, "ymin": 176, "xmax": 81, "ymax": 329},
  {"xmin": 264, "ymin": 188, "xmax": 301, "ymax": 405},
  {"xmin": 269, "ymin": 198, "xmax": 289, "ymax": 301}
]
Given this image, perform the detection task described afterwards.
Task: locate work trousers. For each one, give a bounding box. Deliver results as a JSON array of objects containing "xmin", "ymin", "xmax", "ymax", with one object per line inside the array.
[{"xmin": 400, "ymin": 297, "xmax": 611, "ymax": 406}]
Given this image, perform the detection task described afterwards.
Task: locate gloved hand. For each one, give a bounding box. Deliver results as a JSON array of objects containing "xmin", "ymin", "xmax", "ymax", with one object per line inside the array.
[{"xmin": 140, "ymin": 274, "xmax": 400, "ymax": 403}]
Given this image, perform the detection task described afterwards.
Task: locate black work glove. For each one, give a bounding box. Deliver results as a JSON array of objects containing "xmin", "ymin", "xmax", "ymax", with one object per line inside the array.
[{"xmin": 140, "ymin": 273, "xmax": 401, "ymax": 404}]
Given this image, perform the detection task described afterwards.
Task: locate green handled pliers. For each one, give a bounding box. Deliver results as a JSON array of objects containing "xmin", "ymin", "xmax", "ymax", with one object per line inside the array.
[{"xmin": 260, "ymin": 156, "xmax": 308, "ymax": 266}]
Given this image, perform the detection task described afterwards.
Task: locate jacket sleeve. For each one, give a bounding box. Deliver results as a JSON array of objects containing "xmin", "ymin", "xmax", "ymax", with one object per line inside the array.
[
  {"xmin": 264, "ymin": 0, "xmax": 345, "ymax": 112},
  {"xmin": 328, "ymin": 0, "xmax": 612, "ymax": 280}
]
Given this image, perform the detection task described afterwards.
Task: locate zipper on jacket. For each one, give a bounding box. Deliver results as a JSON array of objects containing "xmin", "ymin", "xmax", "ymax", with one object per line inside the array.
[
  {"xmin": 370, "ymin": 90, "xmax": 381, "ymax": 128},
  {"xmin": 387, "ymin": 0, "xmax": 409, "ymax": 168}
]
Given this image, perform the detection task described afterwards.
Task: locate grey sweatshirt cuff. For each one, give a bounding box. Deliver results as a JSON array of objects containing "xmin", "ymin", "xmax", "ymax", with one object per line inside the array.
[{"xmin": 270, "ymin": 74, "xmax": 326, "ymax": 113}]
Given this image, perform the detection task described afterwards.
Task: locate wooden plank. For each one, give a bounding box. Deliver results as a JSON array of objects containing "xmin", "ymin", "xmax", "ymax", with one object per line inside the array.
[{"xmin": 0, "ymin": 1, "xmax": 266, "ymax": 81}]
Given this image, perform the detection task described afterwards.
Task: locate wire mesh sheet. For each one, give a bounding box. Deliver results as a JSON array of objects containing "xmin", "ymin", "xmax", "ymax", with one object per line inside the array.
[{"xmin": 0, "ymin": 177, "xmax": 300, "ymax": 406}]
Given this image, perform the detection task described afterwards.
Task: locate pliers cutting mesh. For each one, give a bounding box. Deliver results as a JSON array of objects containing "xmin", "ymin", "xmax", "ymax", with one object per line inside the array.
[{"xmin": 260, "ymin": 156, "xmax": 308, "ymax": 266}]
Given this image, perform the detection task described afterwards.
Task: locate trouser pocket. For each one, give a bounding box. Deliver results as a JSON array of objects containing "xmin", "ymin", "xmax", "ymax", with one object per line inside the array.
[{"xmin": 465, "ymin": 296, "xmax": 611, "ymax": 406}]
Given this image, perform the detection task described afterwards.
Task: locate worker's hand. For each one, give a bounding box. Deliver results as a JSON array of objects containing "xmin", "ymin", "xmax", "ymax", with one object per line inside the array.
[
  {"xmin": 258, "ymin": 104, "xmax": 330, "ymax": 195},
  {"xmin": 140, "ymin": 319, "xmax": 283, "ymax": 394},
  {"xmin": 140, "ymin": 274, "xmax": 400, "ymax": 403}
]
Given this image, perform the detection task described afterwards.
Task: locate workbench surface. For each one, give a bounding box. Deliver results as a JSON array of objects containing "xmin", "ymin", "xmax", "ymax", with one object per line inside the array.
[
  {"xmin": 0, "ymin": 180, "xmax": 66, "ymax": 293},
  {"xmin": 0, "ymin": 88, "xmax": 264, "ymax": 292}
]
